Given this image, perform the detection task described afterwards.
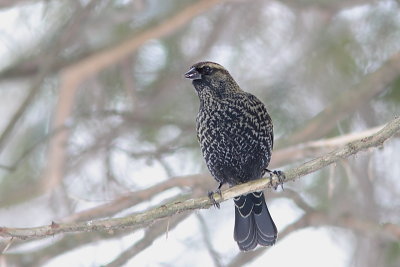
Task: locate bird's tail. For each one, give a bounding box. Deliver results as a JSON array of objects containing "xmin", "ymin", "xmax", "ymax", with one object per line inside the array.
[{"xmin": 233, "ymin": 192, "xmax": 277, "ymax": 251}]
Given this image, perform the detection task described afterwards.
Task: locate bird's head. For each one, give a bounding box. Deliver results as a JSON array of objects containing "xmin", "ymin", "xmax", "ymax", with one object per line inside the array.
[{"xmin": 185, "ymin": 61, "xmax": 241, "ymax": 97}]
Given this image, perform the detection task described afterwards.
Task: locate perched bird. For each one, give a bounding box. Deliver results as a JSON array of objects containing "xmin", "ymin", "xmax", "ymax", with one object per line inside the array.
[{"xmin": 185, "ymin": 61, "xmax": 283, "ymax": 251}]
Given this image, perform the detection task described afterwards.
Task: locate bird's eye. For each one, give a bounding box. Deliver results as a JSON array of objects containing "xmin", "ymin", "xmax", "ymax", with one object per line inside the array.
[{"xmin": 202, "ymin": 66, "xmax": 212, "ymax": 75}]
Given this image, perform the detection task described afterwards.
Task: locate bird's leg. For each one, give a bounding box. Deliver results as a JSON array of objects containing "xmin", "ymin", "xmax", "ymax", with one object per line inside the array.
[
  {"xmin": 265, "ymin": 169, "xmax": 286, "ymax": 190},
  {"xmin": 208, "ymin": 182, "xmax": 223, "ymax": 209}
]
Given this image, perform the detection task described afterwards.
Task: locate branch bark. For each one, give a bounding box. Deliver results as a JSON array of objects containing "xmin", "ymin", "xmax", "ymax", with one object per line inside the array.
[{"xmin": 1, "ymin": 116, "xmax": 399, "ymax": 240}]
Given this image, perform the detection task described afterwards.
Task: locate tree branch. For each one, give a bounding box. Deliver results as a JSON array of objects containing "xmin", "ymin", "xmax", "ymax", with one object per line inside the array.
[
  {"xmin": 104, "ymin": 213, "xmax": 190, "ymax": 267},
  {"xmin": 270, "ymin": 124, "xmax": 394, "ymax": 168},
  {"xmin": 197, "ymin": 214, "xmax": 223, "ymax": 267},
  {"xmin": 226, "ymin": 210, "xmax": 400, "ymax": 267},
  {"xmin": 0, "ymin": 116, "xmax": 399, "ymax": 240},
  {"xmin": 62, "ymin": 174, "xmax": 212, "ymax": 223},
  {"xmin": 277, "ymin": 52, "xmax": 400, "ymax": 148},
  {"xmin": 44, "ymin": 0, "xmax": 228, "ymax": 191}
]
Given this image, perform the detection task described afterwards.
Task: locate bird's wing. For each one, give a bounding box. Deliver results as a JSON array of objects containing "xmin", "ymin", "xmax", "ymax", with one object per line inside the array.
[{"xmin": 244, "ymin": 93, "xmax": 274, "ymax": 150}]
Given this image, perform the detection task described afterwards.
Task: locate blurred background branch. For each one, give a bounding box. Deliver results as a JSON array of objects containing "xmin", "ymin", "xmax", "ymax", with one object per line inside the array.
[{"xmin": 277, "ymin": 52, "xmax": 400, "ymax": 148}]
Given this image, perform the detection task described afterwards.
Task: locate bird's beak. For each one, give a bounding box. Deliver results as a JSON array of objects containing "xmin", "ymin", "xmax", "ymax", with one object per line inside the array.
[{"xmin": 184, "ymin": 67, "xmax": 201, "ymax": 80}]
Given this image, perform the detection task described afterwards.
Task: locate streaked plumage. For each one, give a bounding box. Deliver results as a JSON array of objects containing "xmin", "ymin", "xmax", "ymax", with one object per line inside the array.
[{"xmin": 185, "ymin": 61, "xmax": 278, "ymax": 251}]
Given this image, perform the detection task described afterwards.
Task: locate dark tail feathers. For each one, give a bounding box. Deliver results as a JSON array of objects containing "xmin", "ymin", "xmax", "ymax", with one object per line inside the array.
[{"xmin": 233, "ymin": 192, "xmax": 277, "ymax": 251}]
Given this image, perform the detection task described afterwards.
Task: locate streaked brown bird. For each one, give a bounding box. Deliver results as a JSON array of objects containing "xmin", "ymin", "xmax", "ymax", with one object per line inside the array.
[{"xmin": 185, "ymin": 61, "xmax": 283, "ymax": 251}]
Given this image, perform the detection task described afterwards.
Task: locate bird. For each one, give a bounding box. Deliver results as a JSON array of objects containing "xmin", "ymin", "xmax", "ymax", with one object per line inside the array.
[{"xmin": 185, "ymin": 61, "xmax": 284, "ymax": 251}]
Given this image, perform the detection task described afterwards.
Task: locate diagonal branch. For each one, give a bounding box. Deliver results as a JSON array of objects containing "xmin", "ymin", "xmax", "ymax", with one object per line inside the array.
[
  {"xmin": 104, "ymin": 213, "xmax": 190, "ymax": 267},
  {"xmin": 44, "ymin": 0, "xmax": 228, "ymax": 191},
  {"xmin": 270, "ymin": 124, "xmax": 391, "ymax": 168},
  {"xmin": 62, "ymin": 174, "xmax": 212, "ymax": 223},
  {"xmin": 277, "ymin": 52, "xmax": 400, "ymax": 148},
  {"xmin": 0, "ymin": 116, "xmax": 399, "ymax": 240},
  {"xmin": 226, "ymin": 211, "xmax": 400, "ymax": 267}
]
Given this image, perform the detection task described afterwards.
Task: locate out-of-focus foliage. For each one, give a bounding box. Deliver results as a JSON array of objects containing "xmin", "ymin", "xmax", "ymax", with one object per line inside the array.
[{"xmin": 0, "ymin": 0, "xmax": 399, "ymax": 266}]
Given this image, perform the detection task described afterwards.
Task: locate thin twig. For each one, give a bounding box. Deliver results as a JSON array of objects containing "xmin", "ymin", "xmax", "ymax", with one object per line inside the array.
[
  {"xmin": 197, "ymin": 214, "xmax": 223, "ymax": 267},
  {"xmin": 278, "ymin": 188, "xmax": 313, "ymax": 212},
  {"xmin": 105, "ymin": 213, "xmax": 190, "ymax": 267}
]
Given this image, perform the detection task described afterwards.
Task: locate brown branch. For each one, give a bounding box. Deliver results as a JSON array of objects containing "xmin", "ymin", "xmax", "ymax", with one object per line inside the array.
[
  {"xmin": 0, "ymin": 116, "xmax": 398, "ymax": 240},
  {"xmin": 277, "ymin": 52, "xmax": 400, "ymax": 148},
  {"xmin": 61, "ymin": 0, "xmax": 226, "ymax": 82},
  {"xmin": 44, "ymin": 0, "xmax": 228, "ymax": 191},
  {"xmin": 0, "ymin": 1, "xmax": 96, "ymax": 156}
]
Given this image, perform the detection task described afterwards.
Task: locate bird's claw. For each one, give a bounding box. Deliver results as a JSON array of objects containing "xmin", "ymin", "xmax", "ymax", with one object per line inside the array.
[
  {"xmin": 208, "ymin": 189, "xmax": 222, "ymax": 209},
  {"xmin": 266, "ymin": 169, "xmax": 286, "ymax": 190}
]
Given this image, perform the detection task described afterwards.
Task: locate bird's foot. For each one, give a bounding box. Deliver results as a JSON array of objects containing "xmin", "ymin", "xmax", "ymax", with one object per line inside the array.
[
  {"xmin": 266, "ymin": 169, "xmax": 286, "ymax": 190},
  {"xmin": 207, "ymin": 188, "xmax": 222, "ymax": 209}
]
